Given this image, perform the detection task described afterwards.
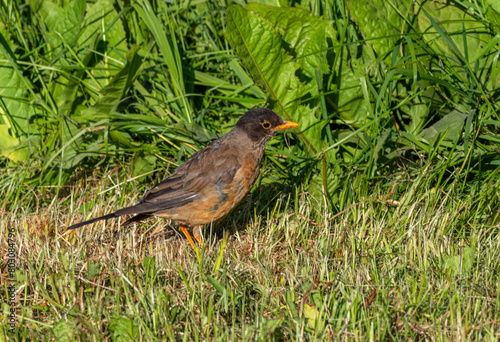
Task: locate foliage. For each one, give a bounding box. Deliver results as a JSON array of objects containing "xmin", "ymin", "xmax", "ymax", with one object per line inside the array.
[
  {"xmin": 0, "ymin": 0, "xmax": 498, "ymax": 205},
  {"xmin": 225, "ymin": 0, "xmax": 500, "ymax": 204}
]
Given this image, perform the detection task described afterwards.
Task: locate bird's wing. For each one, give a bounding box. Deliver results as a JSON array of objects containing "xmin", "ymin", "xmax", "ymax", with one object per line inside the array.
[{"xmin": 114, "ymin": 140, "xmax": 241, "ymax": 216}]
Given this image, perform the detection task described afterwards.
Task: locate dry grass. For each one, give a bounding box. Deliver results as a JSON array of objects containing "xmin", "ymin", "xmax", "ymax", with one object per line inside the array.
[{"xmin": 2, "ymin": 169, "xmax": 500, "ymax": 341}]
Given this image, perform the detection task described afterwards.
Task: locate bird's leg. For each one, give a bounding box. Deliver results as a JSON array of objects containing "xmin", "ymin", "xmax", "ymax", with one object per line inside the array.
[
  {"xmin": 180, "ymin": 224, "xmax": 197, "ymax": 250},
  {"xmin": 192, "ymin": 225, "xmax": 204, "ymax": 247}
]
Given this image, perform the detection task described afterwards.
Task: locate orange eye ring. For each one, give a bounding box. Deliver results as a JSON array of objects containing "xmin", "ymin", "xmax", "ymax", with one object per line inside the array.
[{"xmin": 262, "ymin": 121, "xmax": 271, "ymax": 129}]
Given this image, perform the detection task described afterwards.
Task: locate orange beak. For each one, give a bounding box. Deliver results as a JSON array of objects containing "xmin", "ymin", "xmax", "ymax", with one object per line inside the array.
[{"xmin": 273, "ymin": 121, "xmax": 299, "ymax": 131}]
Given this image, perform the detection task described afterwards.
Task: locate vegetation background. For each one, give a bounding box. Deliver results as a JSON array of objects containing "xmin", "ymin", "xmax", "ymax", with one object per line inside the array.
[{"xmin": 1, "ymin": 0, "xmax": 500, "ymax": 340}]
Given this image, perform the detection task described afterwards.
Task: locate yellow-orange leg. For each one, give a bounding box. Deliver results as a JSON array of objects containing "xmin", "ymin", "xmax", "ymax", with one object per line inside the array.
[{"xmin": 180, "ymin": 225, "xmax": 197, "ymax": 250}]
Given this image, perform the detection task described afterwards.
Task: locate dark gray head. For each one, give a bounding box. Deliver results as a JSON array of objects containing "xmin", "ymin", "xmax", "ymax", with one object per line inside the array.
[{"xmin": 234, "ymin": 108, "xmax": 299, "ymax": 144}]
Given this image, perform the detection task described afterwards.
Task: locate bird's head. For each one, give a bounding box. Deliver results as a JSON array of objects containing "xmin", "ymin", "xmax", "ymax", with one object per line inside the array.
[{"xmin": 234, "ymin": 108, "xmax": 299, "ymax": 145}]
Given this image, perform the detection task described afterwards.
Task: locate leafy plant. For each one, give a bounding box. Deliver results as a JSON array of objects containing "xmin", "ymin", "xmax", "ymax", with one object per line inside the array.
[{"xmin": 225, "ymin": 0, "xmax": 500, "ymax": 206}]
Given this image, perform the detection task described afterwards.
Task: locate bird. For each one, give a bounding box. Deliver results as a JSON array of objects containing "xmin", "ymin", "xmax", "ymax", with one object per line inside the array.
[{"xmin": 67, "ymin": 108, "xmax": 299, "ymax": 249}]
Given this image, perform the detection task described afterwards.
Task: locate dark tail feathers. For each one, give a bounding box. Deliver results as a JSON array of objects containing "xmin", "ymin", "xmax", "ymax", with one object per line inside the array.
[
  {"xmin": 67, "ymin": 213, "xmax": 118, "ymax": 230},
  {"xmin": 122, "ymin": 213, "xmax": 151, "ymax": 226}
]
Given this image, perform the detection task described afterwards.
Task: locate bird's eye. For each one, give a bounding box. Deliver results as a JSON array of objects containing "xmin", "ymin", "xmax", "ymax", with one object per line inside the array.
[{"xmin": 262, "ymin": 121, "xmax": 271, "ymax": 129}]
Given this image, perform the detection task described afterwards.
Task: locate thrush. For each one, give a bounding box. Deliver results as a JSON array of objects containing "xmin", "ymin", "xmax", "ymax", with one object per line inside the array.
[{"xmin": 67, "ymin": 108, "xmax": 299, "ymax": 248}]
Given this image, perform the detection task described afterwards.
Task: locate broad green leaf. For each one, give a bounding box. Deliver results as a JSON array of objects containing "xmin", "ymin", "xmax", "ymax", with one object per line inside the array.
[
  {"xmin": 419, "ymin": 109, "xmax": 468, "ymax": 143},
  {"xmin": 78, "ymin": 0, "xmax": 128, "ymax": 88},
  {"xmin": 485, "ymin": 0, "xmax": 500, "ymax": 25},
  {"xmin": 0, "ymin": 125, "xmax": 28, "ymax": 162},
  {"xmin": 309, "ymin": 165, "xmax": 339, "ymax": 202},
  {"xmin": 63, "ymin": 140, "xmax": 116, "ymax": 170},
  {"xmin": 443, "ymin": 246, "xmax": 476, "ymax": 277},
  {"xmin": 228, "ymin": 59, "xmax": 266, "ymax": 99},
  {"xmin": 349, "ymin": 0, "xmax": 413, "ymax": 61},
  {"xmin": 418, "ymin": 1, "xmax": 491, "ymax": 64},
  {"xmin": 51, "ymin": 47, "xmax": 141, "ymax": 169},
  {"xmin": 406, "ymin": 98, "xmax": 430, "ymax": 135},
  {"xmin": 303, "ymin": 303, "xmax": 325, "ymax": 330},
  {"xmin": 245, "ymin": 3, "xmax": 336, "ymax": 92},
  {"xmin": 109, "ymin": 130, "xmax": 138, "ymax": 148},
  {"xmin": 55, "ymin": 49, "xmax": 95, "ymax": 117},
  {"xmin": 348, "ymin": 0, "xmax": 437, "ymax": 134},
  {"xmin": 417, "ymin": 1, "xmax": 500, "ymax": 99},
  {"xmin": 109, "ymin": 315, "xmax": 140, "ymax": 342},
  {"xmin": 226, "ymin": 5, "xmax": 309, "ymax": 111},
  {"xmin": 397, "ymin": 92, "xmax": 431, "ymax": 135},
  {"xmin": 226, "ymin": 4, "xmax": 337, "ymax": 154},
  {"xmin": 59, "ymin": 118, "xmax": 87, "ymax": 168},
  {"xmin": 30, "ymin": 0, "xmax": 86, "ymax": 56},
  {"xmin": 334, "ymin": 54, "xmax": 372, "ymax": 127},
  {"xmin": 132, "ymin": 152, "xmax": 157, "ymax": 181},
  {"xmin": 0, "ymin": 23, "xmax": 29, "ymax": 162},
  {"xmin": 295, "ymin": 105, "xmax": 329, "ymax": 155},
  {"xmin": 82, "ymin": 45, "xmax": 142, "ymax": 117},
  {"xmin": 332, "ymin": 128, "xmax": 368, "ymax": 163},
  {"xmin": 393, "ymin": 80, "xmax": 436, "ymax": 134}
]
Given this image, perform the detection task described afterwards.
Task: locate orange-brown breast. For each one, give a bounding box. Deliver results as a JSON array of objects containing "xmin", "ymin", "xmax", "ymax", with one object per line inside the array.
[{"xmin": 155, "ymin": 153, "xmax": 261, "ymax": 226}]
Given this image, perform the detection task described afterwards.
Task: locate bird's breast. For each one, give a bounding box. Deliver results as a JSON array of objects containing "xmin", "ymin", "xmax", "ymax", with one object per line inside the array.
[{"xmin": 156, "ymin": 152, "xmax": 262, "ymax": 226}]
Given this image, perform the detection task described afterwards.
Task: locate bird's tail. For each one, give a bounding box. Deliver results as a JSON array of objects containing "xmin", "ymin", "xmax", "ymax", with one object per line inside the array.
[{"xmin": 66, "ymin": 213, "xmax": 118, "ymax": 230}]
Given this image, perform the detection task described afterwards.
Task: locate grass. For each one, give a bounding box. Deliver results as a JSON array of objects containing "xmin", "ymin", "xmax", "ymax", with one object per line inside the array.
[
  {"xmin": 1, "ymin": 0, "xmax": 500, "ymax": 340},
  {"xmin": 2, "ymin": 162, "xmax": 500, "ymax": 340}
]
